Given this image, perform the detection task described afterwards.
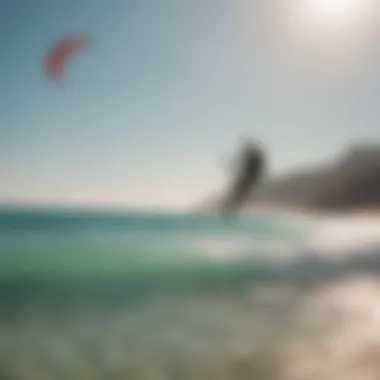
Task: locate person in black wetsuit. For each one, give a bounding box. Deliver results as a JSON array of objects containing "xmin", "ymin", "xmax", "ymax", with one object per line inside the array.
[{"xmin": 222, "ymin": 139, "xmax": 266, "ymax": 214}]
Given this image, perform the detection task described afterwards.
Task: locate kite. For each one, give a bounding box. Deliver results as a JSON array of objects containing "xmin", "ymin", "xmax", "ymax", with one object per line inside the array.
[{"xmin": 44, "ymin": 36, "xmax": 88, "ymax": 79}]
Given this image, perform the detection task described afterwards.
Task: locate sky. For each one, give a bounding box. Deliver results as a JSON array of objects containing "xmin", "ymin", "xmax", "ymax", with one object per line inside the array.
[{"xmin": 1, "ymin": 0, "xmax": 380, "ymax": 208}]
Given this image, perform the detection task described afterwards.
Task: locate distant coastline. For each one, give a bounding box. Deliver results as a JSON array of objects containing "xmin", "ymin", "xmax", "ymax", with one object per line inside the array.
[{"xmin": 249, "ymin": 142, "xmax": 380, "ymax": 214}]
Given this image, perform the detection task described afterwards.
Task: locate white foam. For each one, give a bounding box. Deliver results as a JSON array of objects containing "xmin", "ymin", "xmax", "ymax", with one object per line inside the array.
[
  {"xmin": 306, "ymin": 215, "xmax": 380, "ymax": 254},
  {"xmin": 282, "ymin": 276, "xmax": 380, "ymax": 380},
  {"xmin": 163, "ymin": 212, "xmax": 380, "ymax": 267}
]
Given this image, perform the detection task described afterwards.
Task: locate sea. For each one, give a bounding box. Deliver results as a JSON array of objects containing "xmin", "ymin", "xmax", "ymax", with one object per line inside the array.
[{"xmin": 1, "ymin": 207, "xmax": 380, "ymax": 380}]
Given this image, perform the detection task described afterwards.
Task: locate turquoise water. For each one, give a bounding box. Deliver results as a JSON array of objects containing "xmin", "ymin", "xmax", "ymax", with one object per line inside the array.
[
  {"xmin": 0, "ymin": 208, "xmax": 307, "ymax": 291},
  {"xmin": 2, "ymin": 208, "xmax": 380, "ymax": 379}
]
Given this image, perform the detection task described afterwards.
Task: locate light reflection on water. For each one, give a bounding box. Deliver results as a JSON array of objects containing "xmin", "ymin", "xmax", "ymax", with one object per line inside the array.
[{"xmin": 2, "ymin": 273, "xmax": 380, "ymax": 380}]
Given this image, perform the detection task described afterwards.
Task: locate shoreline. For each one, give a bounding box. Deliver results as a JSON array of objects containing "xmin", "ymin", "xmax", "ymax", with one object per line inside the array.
[{"xmin": 246, "ymin": 203, "xmax": 380, "ymax": 220}]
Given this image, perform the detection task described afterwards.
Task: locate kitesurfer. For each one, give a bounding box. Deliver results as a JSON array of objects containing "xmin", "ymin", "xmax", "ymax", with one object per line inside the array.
[{"xmin": 222, "ymin": 139, "xmax": 266, "ymax": 213}]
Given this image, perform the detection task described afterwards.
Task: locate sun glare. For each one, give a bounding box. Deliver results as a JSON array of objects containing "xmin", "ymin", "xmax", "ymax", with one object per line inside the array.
[
  {"xmin": 304, "ymin": 0, "xmax": 372, "ymax": 25},
  {"xmin": 309, "ymin": 0, "xmax": 368, "ymax": 21},
  {"xmin": 288, "ymin": 0, "xmax": 375, "ymax": 45}
]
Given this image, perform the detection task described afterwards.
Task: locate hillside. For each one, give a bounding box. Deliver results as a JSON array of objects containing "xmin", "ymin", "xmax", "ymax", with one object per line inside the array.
[{"xmin": 250, "ymin": 143, "xmax": 380, "ymax": 212}]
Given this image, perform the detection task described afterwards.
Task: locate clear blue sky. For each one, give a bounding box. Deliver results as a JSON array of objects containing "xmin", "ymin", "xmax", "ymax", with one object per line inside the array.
[{"xmin": 1, "ymin": 0, "xmax": 380, "ymax": 208}]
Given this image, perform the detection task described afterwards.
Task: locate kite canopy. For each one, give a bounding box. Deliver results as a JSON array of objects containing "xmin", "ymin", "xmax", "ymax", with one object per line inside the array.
[{"xmin": 44, "ymin": 36, "xmax": 87, "ymax": 78}]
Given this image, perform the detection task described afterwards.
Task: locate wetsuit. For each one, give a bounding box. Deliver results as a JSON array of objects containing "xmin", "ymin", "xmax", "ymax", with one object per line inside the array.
[{"xmin": 222, "ymin": 144, "xmax": 265, "ymax": 213}]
